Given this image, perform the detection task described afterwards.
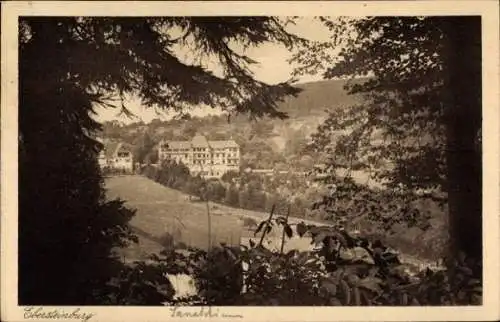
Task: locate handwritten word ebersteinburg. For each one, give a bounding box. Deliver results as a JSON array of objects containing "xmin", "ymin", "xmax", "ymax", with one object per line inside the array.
[{"xmin": 24, "ymin": 307, "xmax": 95, "ymax": 322}]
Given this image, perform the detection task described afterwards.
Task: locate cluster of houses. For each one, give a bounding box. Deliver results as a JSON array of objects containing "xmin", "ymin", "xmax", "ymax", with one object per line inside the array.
[
  {"xmin": 97, "ymin": 139, "xmax": 135, "ymax": 174},
  {"xmin": 96, "ymin": 133, "xmax": 334, "ymax": 183},
  {"xmin": 97, "ymin": 134, "xmax": 241, "ymax": 178}
]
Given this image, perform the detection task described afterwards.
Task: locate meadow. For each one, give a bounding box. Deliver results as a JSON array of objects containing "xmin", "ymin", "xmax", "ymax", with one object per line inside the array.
[
  {"xmin": 105, "ymin": 175, "xmax": 316, "ymax": 261},
  {"xmin": 105, "ymin": 175, "xmax": 441, "ymax": 275}
]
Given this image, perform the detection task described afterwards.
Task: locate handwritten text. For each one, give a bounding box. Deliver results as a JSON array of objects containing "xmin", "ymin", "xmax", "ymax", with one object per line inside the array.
[{"xmin": 24, "ymin": 307, "xmax": 95, "ymax": 322}]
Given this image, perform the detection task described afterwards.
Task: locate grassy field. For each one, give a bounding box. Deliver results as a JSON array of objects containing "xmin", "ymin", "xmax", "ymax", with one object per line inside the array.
[
  {"xmin": 105, "ymin": 175, "xmax": 441, "ymax": 272},
  {"xmin": 105, "ymin": 175, "xmax": 318, "ymax": 262}
]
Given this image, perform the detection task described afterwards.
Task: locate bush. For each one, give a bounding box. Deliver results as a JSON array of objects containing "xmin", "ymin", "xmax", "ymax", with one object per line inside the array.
[
  {"xmin": 114, "ymin": 216, "xmax": 481, "ymax": 306},
  {"xmin": 238, "ymin": 189, "xmax": 250, "ymax": 209},
  {"xmin": 207, "ymin": 181, "xmax": 226, "ymax": 202},
  {"xmin": 224, "ymin": 184, "xmax": 239, "ymax": 207},
  {"xmin": 221, "ymin": 170, "xmax": 240, "ymax": 183}
]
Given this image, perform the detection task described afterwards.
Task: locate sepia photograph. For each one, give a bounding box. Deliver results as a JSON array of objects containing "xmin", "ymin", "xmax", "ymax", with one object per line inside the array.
[{"xmin": 1, "ymin": 1, "xmax": 499, "ymax": 321}]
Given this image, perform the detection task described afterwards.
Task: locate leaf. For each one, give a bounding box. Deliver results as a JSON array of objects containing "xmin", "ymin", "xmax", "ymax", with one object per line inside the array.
[
  {"xmin": 471, "ymin": 293, "xmax": 482, "ymax": 305},
  {"xmin": 457, "ymin": 251, "xmax": 467, "ymax": 265},
  {"xmin": 382, "ymin": 252, "xmax": 401, "ymax": 265},
  {"xmin": 276, "ymin": 216, "xmax": 286, "ymax": 225},
  {"xmin": 285, "ymin": 249, "xmax": 298, "ymax": 259},
  {"xmin": 357, "ymin": 277, "xmax": 383, "ymax": 294},
  {"xmin": 296, "ymin": 251, "xmax": 312, "ymax": 265},
  {"xmin": 353, "ymin": 287, "xmax": 361, "ymax": 305},
  {"xmin": 333, "ymin": 231, "xmax": 349, "ymax": 249},
  {"xmin": 358, "ymin": 237, "xmax": 370, "ymax": 248},
  {"xmin": 368, "ymin": 267, "xmax": 379, "ymax": 277},
  {"xmin": 313, "ymin": 232, "xmax": 328, "ymax": 245},
  {"xmin": 401, "ymin": 293, "xmax": 408, "ymax": 305},
  {"xmin": 284, "ymin": 225, "xmax": 293, "ymax": 238},
  {"xmin": 254, "ymin": 221, "xmax": 266, "ymax": 236},
  {"xmin": 224, "ymin": 247, "xmax": 237, "ymax": 260},
  {"xmin": 360, "ymin": 289, "xmax": 372, "ymax": 305},
  {"xmin": 457, "ymin": 265, "xmax": 474, "ymax": 276},
  {"xmin": 472, "ymin": 286, "xmax": 482, "ymax": 293},
  {"xmin": 338, "ymin": 230, "xmax": 355, "ymax": 248},
  {"xmin": 254, "ymin": 244, "xmax": 273, "ymax": 257},
  {"xmin": 467, "ymin": 278, "xmax": 481, "ymax": 287},
  {"xmin": 320, "ymin": 279, "xmax": 337, "ymax": 295},
  {"xmin": 346, "ymin": 273, "xmax": 360, "ymax": 286},
  {"xmin": 329, "ymin": 298, "xmax": 342, "ymax": 305},
  {"xmin": 296, "ymin": 222, "xmax": 307, "ymax": 237},
  {"xmin": 307, "ymin": 225, "xmax": 320, "ymax": 235},
  {"xmin": 340, "ymin": 280, "xmax": 351, "ymax": 305}
]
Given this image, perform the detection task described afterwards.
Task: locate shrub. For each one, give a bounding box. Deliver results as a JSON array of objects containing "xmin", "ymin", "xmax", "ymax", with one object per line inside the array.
[
  {"xmin": 224, "ymin": 184, "xmax": 239, "ymax": 207},
  {"xmin": 107, "ymin": 215, "xmax": 482, "ymax": 306}
]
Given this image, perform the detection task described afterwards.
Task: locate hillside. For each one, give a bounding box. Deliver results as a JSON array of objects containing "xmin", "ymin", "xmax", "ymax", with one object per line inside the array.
[
  {"xmin": 277, "ymin": 78, "xmax": 366, "ymax": 119},
  {"xmin": 100, "ymin": 78, "xmax": 367, "ymax": 168}
]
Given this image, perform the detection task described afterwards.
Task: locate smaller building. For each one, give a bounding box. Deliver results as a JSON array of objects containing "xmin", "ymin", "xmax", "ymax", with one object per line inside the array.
[{"xmin": 98, "ymin": 140, "xmax": 134, "ymax": 174}]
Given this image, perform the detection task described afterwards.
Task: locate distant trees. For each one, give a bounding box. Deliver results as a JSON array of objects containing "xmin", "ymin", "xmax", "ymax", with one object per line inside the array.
[
  {"xmin": 102, "ymin": 113, "xmax": 295, "ymax": 171},
  {"xmin": 224, "ymin": 184, "xmax": 240, "ymax": 207},
  {"xmin": 156, "ymin": 160, "xmax": 191, "ymax": 189},
  {"xmin": 206, "ymin": 181, "xmax": 226, "ymax": 202},
  {"xmin": 141, "ymin": 162, "xmax": 317, "ymax": 220},
  {"xmin": 134, "ymin": 131, "xmax": 157, "ymax": 164},
  {"xmin": 221, "ymin": 170, "xmax": 240, "ymax": 183},
  {"xmin": 181, "ymin": 123, "xmax": 199, "ymax": 140},
  {"xmin": 249, "ymin": 119, "xmax": 275, "ymax": 138},
  {"xmin": 296, "ymin": 155, "xmax": 315, "ymax": 170},
  {"xmin": 283, "ymin": 128, "xmax": 309, "ymax": 158},
  {"xmin": 238, "ymin": 189, "xmax": 250, "ymax": 209}
]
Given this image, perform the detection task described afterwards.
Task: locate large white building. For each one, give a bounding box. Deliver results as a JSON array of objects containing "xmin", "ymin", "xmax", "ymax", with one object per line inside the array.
[{"xmin": 158, "ymin": 134, "xmax": 240, "ymax": 179}]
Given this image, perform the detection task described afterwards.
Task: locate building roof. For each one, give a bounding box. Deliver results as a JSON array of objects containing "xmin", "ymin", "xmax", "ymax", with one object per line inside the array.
[
  {"xmin": 209, "ymin": 140, "xmax": 239, "ymax": 148},
  {"xmin": 191, "ymin": 134, "xmax": 210, "ymax": 147},
  {"xmin": 159, "ymin": 135, "xmax": 240, "ymax": 150},
  {"xmin": 116, "ymin": 143, "xmax": 132, "ymax": 154},
  {"xmin": 102, "ymin": 141, "xmax": 132, "ymax": 159},
  {"xmin": 165, "ymin": 141, "xmax": 192, "ymax": 149},
  {"xmin": 103, "ymin": 141, "xmax": 120, "ymax": 159}
]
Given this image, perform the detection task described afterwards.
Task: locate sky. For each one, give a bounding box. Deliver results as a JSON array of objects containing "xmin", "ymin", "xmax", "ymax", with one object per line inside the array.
[{"xmin": 93, "ymin": 17, "xmax": 334, "ymax": 124}]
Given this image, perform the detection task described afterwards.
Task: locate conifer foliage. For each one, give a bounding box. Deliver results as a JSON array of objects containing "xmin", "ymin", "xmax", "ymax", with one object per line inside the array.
[{"xmin": 18, "ymin": 17, "xmax": 303, "ymax": 304}]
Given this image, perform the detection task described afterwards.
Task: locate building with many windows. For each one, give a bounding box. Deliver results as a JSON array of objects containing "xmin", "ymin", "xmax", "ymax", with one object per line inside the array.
[
  {"xmin": 158, "ymin": 134, "xmax": 240, "ymax": 179},
  {"xmin": 158, "ymin": 135, "xmax": 240, "ymax": 178}
]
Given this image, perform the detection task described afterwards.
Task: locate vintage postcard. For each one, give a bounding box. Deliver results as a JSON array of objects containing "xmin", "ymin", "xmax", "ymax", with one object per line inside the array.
[{"xmin": 1, "ymin": 1, "xmax": 499, "ymax": 321}]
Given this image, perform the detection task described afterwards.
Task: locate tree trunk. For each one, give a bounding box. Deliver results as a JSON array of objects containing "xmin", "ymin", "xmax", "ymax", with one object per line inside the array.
[{"xmin": 442, "ymin": 17, "xmax": 482, "ymax": 271}]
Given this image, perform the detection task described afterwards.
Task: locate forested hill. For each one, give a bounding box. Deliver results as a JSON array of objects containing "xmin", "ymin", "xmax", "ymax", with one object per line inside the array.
[
  {"xmin": 100, "ymin": 78, "xmax": 367, "ymax": 169},
  {"xmin": 277, "ymin": 78, "xmax": 366, "ymax": 118}
]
